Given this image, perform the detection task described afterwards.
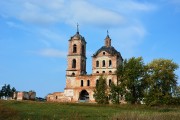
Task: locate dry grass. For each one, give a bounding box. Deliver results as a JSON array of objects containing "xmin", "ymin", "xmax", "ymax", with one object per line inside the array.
[
  {"xmin": 111, "ymin": 112, "xmax": 180, "ymax": 120},
  {"xmin": 0, "ymin": 104, "xmax": 19, "ymax": 120},
  {"xmin": 0, "ymin": 100, "xmax": 180, "ymax": 120}
]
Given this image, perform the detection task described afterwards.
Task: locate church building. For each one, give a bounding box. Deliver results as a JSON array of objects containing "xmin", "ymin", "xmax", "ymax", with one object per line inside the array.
[{"xmin": 47, "ymin": 28, "xmax": 123, "ymax": 103}]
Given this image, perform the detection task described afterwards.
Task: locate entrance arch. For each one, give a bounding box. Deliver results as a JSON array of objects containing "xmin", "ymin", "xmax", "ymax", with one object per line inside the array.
[{"xmin": 79, "ymin": 90, "xmax": 89, "ymax": 102}]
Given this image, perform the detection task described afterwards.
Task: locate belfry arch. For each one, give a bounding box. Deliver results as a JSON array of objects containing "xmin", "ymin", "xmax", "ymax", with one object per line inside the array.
[{"xmin": 79, "ymin": 90, "xmax": 89, "ymax": 102}]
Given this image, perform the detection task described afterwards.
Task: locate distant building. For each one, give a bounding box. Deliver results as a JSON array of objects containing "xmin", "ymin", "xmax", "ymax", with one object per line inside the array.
[
  {"xmin": 47, "ymin": 92, "xmax": 71, "ymax": 102},
  {"xmin": 47, "ymin": 28, "xmax": 123, "ymax": 103},
  {"xmin": 13, "ymin": 91, "xmax": 36, "ymax": 100}
]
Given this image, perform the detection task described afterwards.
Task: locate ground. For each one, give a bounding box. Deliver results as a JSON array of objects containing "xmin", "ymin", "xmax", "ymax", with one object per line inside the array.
[{"xmin": 1, "ymin": 100, "xmax": 180, "ymax": 120}]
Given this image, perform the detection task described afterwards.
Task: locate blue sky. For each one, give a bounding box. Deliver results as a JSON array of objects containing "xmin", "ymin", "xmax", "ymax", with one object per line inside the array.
[{"xmin": 0, "ymin": 0, "xmax": 180, "ymax": 97}]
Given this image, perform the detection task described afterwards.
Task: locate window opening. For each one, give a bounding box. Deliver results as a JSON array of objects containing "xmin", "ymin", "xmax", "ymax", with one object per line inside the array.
[
  {"xmin": 81, "ymin": 80, "xmax": 83, "ymax": 87},
  {"xmin": 96, "ymin": 61, "xmax": 99, "ymax": 67},
  {"xmin": 109, "ymin": 60, "xmax": 112, "ymax": 67},
  {"xmin": 72, "ymin": 59, "xmax": 76, "ymax": 68},
  {"xmin": 87, "ymin": 80, "xmax": 90, "ymax": 86},
  {"xmin": 102, "ymin": 60, "xmax": 105, "ymax": 67},
  {"xmin": 73, "ymin": 44, "xmax": 77, "ymax": 53},
  {"xmin": 109, "ymin": 79, "xmax": 112, "ymax": 86},
  {"xmin": 82, "ymin": 45, "xmax": 85, "ymax": 55}
]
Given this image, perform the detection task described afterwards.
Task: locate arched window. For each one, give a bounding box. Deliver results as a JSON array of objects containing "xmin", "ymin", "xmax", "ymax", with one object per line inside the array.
[
  {"xmin": 87, "ymin": 80, "xmax": 90, "ymax": 86},
  {"xmin": 96, "ymin": 61, "xmax": 99, "ymax": 67},
  {"xmin": 72, "ymin": 59, "xmax": 76, "ymax": 68},
  {"xmin": 72, "ymin": 72, "xmax": 75, "ymax": 76},
  {"xmin": 109, "ymin": 79, "xmax": 112, "ymax": 86},
  {"xmin": 102, "ymin": 71, "xmax": 105, "ymax": 73},
  {"xmin": 102, "ymin": 60, "xmax": 105, "ymax": 67},
  {"xmin": 109, "ymin": 71, "xmax": 112, "ymax": 74},
  {"xmin": 109, "ymin": 60, "xmax": 112, "ymax": 67},
  {"xmin": 81, "ymin": 60, "xmax": 85, "ymax": 70},
  {"xmin": 96, "ymin": 79, "xmax": 99, "ymax": 86},
  {"xmin": 81, "ymin": 80, "xmax": 83, "ymax": 87},
  {"xmin": 103, "ymin": 52, "xmax": 105, "ymax": 55},
  {"xmin": 96, "ymin": 71, "xmax": 99, "ymax": 73},
  {"xmin": 73, "ymin": 44, "xmax": 77, "ymax": 53},
  {"xmin": 82, "ymin": 45, "xmax": 85, "ymax": 55}
]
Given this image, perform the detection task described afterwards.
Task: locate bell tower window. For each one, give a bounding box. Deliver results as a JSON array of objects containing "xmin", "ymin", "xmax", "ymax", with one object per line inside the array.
[
  {"xmin": 72, "ymin": 72, "xmax": 75, "ymax": 76},
  {"xmin": 96, "ymin": 61, "xmax": 99, "ymax": 67},
  {"xmin": 109, "ymin": 60, "xmax": 112, "ymax": 67},
  {"xmin": 102, "ymin": 60, "xmax": 105, "ymax": 67},
  {"xmin": 72, "ymin": 59, "xmax": 76, "ymax": 68},
  {"xmin": 82, "ymin": 45, "xmax": 85, "ymax": 55},
  {"xmin": 73, "ymin": 44, "xmax": 77, "ymax": 53}
]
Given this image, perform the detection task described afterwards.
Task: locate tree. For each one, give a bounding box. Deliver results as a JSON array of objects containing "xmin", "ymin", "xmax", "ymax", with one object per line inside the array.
[
  {"xmin": 0, "ymin": 89, "xmax": 2, "ymax": 99},
  {"xmin": 174, "ymin": 86, "xmax": 180, "ymax": 97},
  {"xmin": 118, "ymin": 57, "xmax": 146, "ymax": 104},
  {"xmin": 110, "ymin": 82, "xmax": 124, "ymax": 104},
  {"xmin": 0, "ymin": 84, "xmax": 16, "ymax": 99},
  {"xmin": 1, "ymin": 84, "xmax": 7, "ymax": 98},
  {"xmin": 93, "ymin": 76, "xmax": 109, "ymax": 104},
  {"xmin": 110, "ymin": 63, "xmax": 126, "ymax": 104},
  {"xmin": 144, "ymin": 59, "xmax": 179, "ymax": 105}
]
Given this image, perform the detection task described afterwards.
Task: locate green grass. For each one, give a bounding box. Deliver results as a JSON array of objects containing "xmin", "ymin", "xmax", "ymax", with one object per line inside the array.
[{"xmin": 0, "ymin": 100, "xmax": 180, "ymax": 120}]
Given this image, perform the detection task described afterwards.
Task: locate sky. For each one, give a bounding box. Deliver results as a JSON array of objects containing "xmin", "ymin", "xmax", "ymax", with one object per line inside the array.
[{"xmin": 0, "ymin": 0, "xmax": 180, "ymax": 97}]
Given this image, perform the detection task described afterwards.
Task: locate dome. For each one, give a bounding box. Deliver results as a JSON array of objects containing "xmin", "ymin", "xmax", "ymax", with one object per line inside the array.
[
  {"xmin": 92, "ymin": 46, "xmax": 122, "ymax": 58},
  {"xmin": 69, "ymin": 32, "xmax": 86, "ymax": 43}
]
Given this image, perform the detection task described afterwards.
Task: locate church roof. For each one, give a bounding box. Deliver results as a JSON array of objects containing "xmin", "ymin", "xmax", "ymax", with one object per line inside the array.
[
  {"xmin": 93, "ymin": 33, "xmax": 123, "ymax": 59},
  {"xmin": 69, "ymin": 32, "xmax": 86, "ymax": 43},
  {"xmin": 92, "ymin": 46, "xmax": 122, "ymax": 59}
]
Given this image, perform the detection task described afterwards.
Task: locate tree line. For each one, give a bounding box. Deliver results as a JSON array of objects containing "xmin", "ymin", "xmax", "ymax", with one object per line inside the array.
[
  {"xmin": 0, "ymin": 84, "xmax": 16, "ymax": 99},
  {"xmin": 94, "ymin": 57, "xmax": 180, "ymax": 106}
]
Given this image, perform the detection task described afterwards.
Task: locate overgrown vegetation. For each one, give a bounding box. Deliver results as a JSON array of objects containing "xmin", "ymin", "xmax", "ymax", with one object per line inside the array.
[
  {"xmin": 1, "ymin": 100, "xmax": 180, "ymax": 120},
  {"xmin": 118, "ymin": 57, "xmax": 146, "ymax": 104},
  {"xmin": 93, "ymin": 76, "xmax": 109, "ymax": 104},
  {"xmin": 144, "ymin": 59, "xmax": 179, "ymax": 106},
  {"xmin": 95, "ymin": 57, "xmax": 180, "ymax": 106},
  {"xmin": 0, "ymin": 84, "xmax": 16, "ymax": 99}
]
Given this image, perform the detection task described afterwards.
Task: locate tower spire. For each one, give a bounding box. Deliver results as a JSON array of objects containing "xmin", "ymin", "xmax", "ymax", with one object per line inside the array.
[
  {"xmin": 105, "ymin": 30, "xmax": 111, "ymax": 47},
  {"xmin": 107, "ymin": 30, "xmax": 109, "ymax": 36},
  {"xmin": 77, "ymin": 23, "xmax": 79, "ymax": 34}
]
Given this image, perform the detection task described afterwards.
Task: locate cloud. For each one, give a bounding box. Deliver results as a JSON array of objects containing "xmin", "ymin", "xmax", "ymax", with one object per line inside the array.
[
  {"xmin": 38, "ymin": 29, "xmax": 63, "ymax": 42},
  {"xmin": 119, "ymin": 0, "xmax": 156, "ymax": 12},
  {"xmin": 66, "ymin": 1, "xmax": 124, "ymax": 27},
  {"xmin": 6, "ymin": 21, "xmax": 25, "ymax": 29},
  {"xmin": 0, "ymin": 0, "xmax": 157, "ymax": 57},
  {"xmin": 0, "ymin": 0, "xmax": 142, "ymax": 27},
  {"xmin": 110, "ymin": 23, "xmax": 147, "ymax": 57},
  {"xmin": 35, "ymin": 48, "xmax": 67, "ymax": 58}
]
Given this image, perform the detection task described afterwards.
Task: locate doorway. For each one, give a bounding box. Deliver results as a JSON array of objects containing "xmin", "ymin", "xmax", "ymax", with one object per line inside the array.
[{"xmin": 79, "ymin": 90, "xmax": 89, "ymax": 102}]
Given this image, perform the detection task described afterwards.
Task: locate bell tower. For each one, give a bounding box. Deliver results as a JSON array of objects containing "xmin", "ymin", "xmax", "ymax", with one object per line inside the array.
[{"xmin": 66, "ymin": 25, "xmax": 87, "ymax": 76}]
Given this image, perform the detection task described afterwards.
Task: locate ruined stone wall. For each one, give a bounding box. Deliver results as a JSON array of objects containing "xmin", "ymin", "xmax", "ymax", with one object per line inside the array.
[{"xmin": 64, "ymin": 73, "xmax": 117, "ymax": 102}]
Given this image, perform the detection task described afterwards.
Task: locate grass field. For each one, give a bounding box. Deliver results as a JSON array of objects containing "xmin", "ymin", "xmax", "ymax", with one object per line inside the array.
[{"xmin": 0, "ymin": 100, "xmax": 180, "ymax": 120}]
